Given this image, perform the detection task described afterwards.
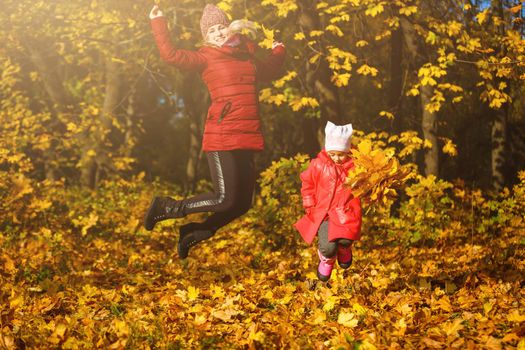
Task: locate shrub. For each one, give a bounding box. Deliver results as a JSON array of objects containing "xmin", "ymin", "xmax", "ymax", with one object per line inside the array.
[{"xmin": 250, "ymin": 154, "xmax": 310, "ymax": 250}]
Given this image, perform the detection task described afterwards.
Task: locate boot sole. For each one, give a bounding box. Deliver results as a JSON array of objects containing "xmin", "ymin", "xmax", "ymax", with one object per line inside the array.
[
  {"xmin": 177, "ymin": 243, "xmax": 188, "ymax": 259},
  {"xmin": 317, "ymin": 270, "xmax": 331, "ymax": 282},
  {"xmin": 143, "ymin": 197, "xmax": 160, "ymax": 231},
  {"xmin": 178, "ymin": 236, "xmax": 191, "ymax": 259},
  {"xmin": 339, "ymin": 258, "xmax": 353, "ymax": 269}
]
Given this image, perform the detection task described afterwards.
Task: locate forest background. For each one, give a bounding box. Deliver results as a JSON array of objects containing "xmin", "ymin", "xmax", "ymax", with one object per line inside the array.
[{"xmin": 1, "ymin": 0, "xmax": 524, "ymax": 348}]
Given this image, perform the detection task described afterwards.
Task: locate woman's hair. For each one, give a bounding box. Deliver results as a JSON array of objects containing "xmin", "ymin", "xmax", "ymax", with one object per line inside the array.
[{"xmin": 228, "ymin": 19, "xmax": 258, "ymax": 40}]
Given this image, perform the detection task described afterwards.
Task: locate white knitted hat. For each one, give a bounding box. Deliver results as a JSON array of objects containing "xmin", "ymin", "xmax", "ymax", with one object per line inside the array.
[{"xmin": 324, "ymin": 121, "xmax": 353, "ymax": 152}]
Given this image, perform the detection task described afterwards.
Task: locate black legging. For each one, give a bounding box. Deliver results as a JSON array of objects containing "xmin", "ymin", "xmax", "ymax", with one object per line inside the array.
[{"xmin": 182, "ymin": 150, "xmax": 256, "ymax": 232}]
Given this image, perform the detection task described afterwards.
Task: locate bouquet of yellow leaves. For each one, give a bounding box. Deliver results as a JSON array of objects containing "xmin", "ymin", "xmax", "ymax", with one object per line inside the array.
[{"xmin": 346, "ymin": 139, "xmax": 414, "ymax": 206}]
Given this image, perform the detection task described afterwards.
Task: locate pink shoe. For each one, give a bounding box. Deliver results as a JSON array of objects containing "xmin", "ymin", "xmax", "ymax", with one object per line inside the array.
[
  {"xmin": 337, "ymin": 245, "xmax": 353, "ymax": 269},
  {"xmin": 317, "ymin": 250, "xmax": 336, "ymax": 282}
]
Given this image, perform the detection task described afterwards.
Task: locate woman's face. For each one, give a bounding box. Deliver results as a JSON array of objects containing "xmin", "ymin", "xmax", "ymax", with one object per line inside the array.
[
  {"xmin": 327, "ymin": 150, "xmax": 349, "ymax": 165},
  {"xmin": 206, "ymin": 24, "xmax": 229, "ymax": 46}
]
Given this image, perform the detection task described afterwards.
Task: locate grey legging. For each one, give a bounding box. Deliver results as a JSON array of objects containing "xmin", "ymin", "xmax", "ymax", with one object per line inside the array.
[{"xmin": 318, "ymin": 221, "xmax": 353, "ymax": 258}]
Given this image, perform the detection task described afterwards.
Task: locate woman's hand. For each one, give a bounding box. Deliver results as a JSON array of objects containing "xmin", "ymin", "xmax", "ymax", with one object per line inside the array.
[{"xmin": 149, "ymin": 5, "xmax": 164, "ymax": 20}]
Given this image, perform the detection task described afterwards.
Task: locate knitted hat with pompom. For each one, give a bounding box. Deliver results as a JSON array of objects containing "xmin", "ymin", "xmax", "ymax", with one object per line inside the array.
[{"xmin": 200, "ymin": 4, "xmax": 230, "ymax": 39}]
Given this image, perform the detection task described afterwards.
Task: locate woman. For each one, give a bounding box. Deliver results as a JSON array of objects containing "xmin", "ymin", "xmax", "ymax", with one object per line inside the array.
[{"xmin": 144, "ymin": 4, "xmax": 286, "ymax": 259}]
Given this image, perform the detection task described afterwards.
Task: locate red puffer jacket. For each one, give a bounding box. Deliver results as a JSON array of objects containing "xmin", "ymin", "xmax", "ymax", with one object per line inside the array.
[
  {"xmin": 151, "ymin": 17, "xmax": 286, "ymax": 151},
  {"xmin": 294, "ymin": 150, "xmax": 362, "ymax": 244}
]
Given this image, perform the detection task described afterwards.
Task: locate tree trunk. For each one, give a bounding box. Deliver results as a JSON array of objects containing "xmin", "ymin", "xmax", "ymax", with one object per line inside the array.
[
  {"xmin": 124, "ymin": 88, "xmax": 136, "ymax": 158},
  {"xmin": 298, "ymin": 0, "xmax": 342, "ymax": 148},
  {"xmin": 180, "ymin": 73, "xmax": 206, "ymax": 193},
  {"xmin": 389, "ymin": 26, "xmax": 404, "ymax": 133},
  {"xmin": 489, "ymin": 0, "xmax": 508, "ymax": 191},
  {"xmin": 80, "ymin": 55, "xmax": 121, "ymax": 188},
  {"xmin": 420, "ymin": 84, "xmax": 439, "ymax": 176},
  {"xmin": 491, "ymin": 110, "xmax": 506, "ymax": 190},
  {"xmin": 400, "ymin": 17, "xmax": 439, "ymax": 176},
  {"xmin": 26, "ymin": 42, "xmax": 73, "ymax": 181},
  {"xmin": 26, "ymin": 45, "xmax": 73, "ymax": 113}
]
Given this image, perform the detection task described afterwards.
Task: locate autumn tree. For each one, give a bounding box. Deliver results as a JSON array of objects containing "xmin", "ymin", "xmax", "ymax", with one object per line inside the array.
[{"xmin": 1, "ymin": 0, "xmax": 154, "ymax": 188}]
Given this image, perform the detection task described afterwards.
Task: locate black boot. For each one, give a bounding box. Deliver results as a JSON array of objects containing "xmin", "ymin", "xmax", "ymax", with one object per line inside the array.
[
  {"xmin": 178, "ymin": 225, "xmax": 214, "ymax": 259},
  {"xmin": 143, "ymin": 196, "xmax": 185, "ymax": 231},
  {"xmin": 179, "ymin": 223, "xmax": 198, "ymax": 242}
]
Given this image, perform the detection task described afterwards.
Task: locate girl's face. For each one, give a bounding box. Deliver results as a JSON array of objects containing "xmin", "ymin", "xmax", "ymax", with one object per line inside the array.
[
  {"xmin": 327, "ymin": 150, "xmax": 349, "ymax": 165},
  {"xmin": 206, "ymin": 24, "xmax": 229, "ymax": 46}
]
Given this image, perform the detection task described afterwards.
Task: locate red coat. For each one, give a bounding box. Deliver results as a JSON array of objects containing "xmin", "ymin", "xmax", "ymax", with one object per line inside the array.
[
  {"xmin": 151, "ymin": 17, "xmax": 286, "ymax": 151},
  {"xmin": 294, "ymin": 150, "xmax": 362, "ymax": 244}
]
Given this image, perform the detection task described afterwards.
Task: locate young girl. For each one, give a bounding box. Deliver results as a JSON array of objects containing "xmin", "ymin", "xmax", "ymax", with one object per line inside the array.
[
  {"xmin": 144, "ymin": 4, "xmax": 285, "ymax": 259},
  {"xmin": 294, "ymin": 121, "xmax": 362, "ymax": 282}
]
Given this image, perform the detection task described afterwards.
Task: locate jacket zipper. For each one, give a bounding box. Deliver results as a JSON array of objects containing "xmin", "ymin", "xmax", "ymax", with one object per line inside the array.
[{"xmin": 325, "ymin": 164, "xmax": 339, "ymax": 215}]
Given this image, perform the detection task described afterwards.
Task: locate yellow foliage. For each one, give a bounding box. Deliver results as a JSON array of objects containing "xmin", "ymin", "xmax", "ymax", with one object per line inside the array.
[
  {"xmin": 357, "ymin": 64, "xmax": 379, "ymax": 77},
  {"xmin": 346, "ymin": 139, "xmax": 413, "ymax": 205},
  {"xmin": 446, "ymin": 21, "xmax": 462, "ymax": 37},
  {"xmin": 407, "ymin": 86, "xmax": 420, "ymax": 96},
  {"xmin": 261, "ymin": 0, "xmax": 298, "ymax": 17},
  {"xmin": 442, "ymin": 138, "xmax": 458, "ymax": 157},
  {"xmin": 328, "ymin": 47, "xmax": 357, "ymax": 69},
  {"xmin": 379, "ymin": 111, "xmax": 394, "ymax": 120},
  {"xmin": 259, "ymin": 25, "xmax": 275, "ymax": 49},
  {"xmin": 316, "ymin": 1, "xmax": 329, "ymax": 10},
  {"xmin": 329, "ymin": 13, "xmax": 350, "ymax": 23},
  {"xmin": 294, "ymin": 32, "xmax": 305, "ymax": 40},
  {"xmin": 480, "ymin": 85, "xmax": 512, "ymax": 109},
  {"xmin": 289, "ymin": 96, "xmax": 319, "ymax": 111},
  {"xmin": 331, "ymin": 72, "xmax": 351, "ymax": 87},
  {"xmin": 476, "ymin": 9, "xmax": 489, "ymax": 25},
  {"xmin": 72, "ymin": 212, "xmax": 99, "ymax": 236},
  {"xmin": 272, "ymin": 71, "xmax": 297, "ymax": 88},
  {"xmin": 507, "ymin": 310, "xmax": 525, "ymax": 323},
  {"xmin": 396, "ymin": 131, "xmax": 428, "ymax": 158},
  {"xmin": 399, "ymin": 6, "xmax": 417, "ymax": 16},
  {"xmin": 365, "ymin": 2, "xmax": 385, "ymax": 17},
  {"xmin": 418, "ymin": 64, "xmax": 447, "ymax": 87},
  {"xmin": 374, "ymin": 29, "xmax": 392, "ymax": 41},
  {"xmin": 309, "ymin": 53, "xmax": 321, "ymax": 64},
  {"xmin": 322, "ymin": 295, "xmax": 339, "ymax": 311},
  {"xmin": 337, "ymin": 311, "xmax": 359, "ymax": 327},
  {"xmin": 309, "ymin": 30, "xmax": 324, "ymax": 37},
  {"xmin": 187, "ymin": 286, "xmax": 200, "ymax": 301},
  {"xmin": 426, "ymin": 31, "xmax": 437, "ymax": 45},
  {"xmin": 509, "ymin": 4, "xmax": 522, "ymax": 13},
  {"xmin": 325, "ymin": 24, "xmax": 344, "ymax": 37},
  {"xmin": 12, "ymin": 174, "xmax": 34, "ymax": 200}
]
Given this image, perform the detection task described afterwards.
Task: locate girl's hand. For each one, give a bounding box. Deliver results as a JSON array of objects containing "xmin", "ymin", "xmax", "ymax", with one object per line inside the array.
[
  {"xmin": 149, "ymin": 5, "xmax": 164, "ymax": 19},
  {"xmin": 272, "ymin": 41, "xmax": 284, "ymax": 49}
]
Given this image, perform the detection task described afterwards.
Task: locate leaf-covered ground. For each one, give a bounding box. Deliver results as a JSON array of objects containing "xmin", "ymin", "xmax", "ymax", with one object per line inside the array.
[{"xmin": 1, "ymin": 207, "xmax": 524, "ymax": 349}]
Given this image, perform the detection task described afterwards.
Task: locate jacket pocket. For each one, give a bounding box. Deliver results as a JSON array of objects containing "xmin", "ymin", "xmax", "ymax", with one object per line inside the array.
[
  {"xmin": 217, "ymin": 101, "xmax": 232, "ymax": 124},
  {"xmin": 208, "ymin": 100, "xmax": 232, "ymax": 124},
  {"xmin": 334, "ymin": 207, "xmax": 354, "ymax": 225}
]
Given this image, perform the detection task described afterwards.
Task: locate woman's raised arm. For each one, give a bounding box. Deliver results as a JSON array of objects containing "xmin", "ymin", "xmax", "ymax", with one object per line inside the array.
[
  {"xmin": 255, "ymin": 41, "xmax": 286, "ymax": 82},
  {"xmin": 149, "ymin": 6, "xmax": 207, "ymax": 72}
]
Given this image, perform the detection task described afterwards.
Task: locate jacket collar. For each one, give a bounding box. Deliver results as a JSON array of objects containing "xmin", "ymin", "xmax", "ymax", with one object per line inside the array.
[{"xmin": 203, "ymin": 34, "xmax": 256, "ymax": 58}]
